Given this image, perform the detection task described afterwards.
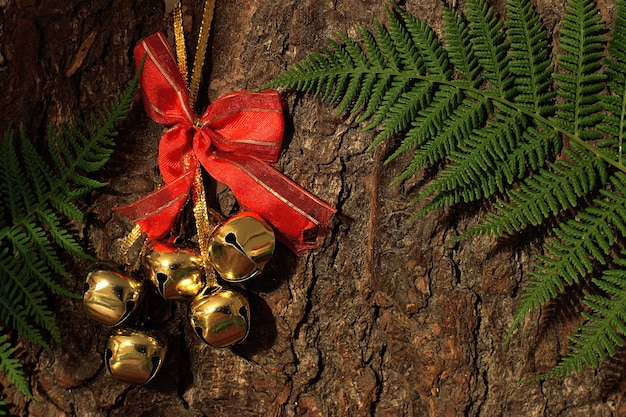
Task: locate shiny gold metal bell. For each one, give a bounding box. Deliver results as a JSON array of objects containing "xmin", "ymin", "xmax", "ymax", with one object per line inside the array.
[
  {"xmin": 83, "ymin": 269, "xmax": 143, "ymax": 326},
  {"xmin": 189, "ymin": 287, "xmax": 251, "ymax": 348},
  {"xmin": 142, "ymin": 240, "xmax": 205, "ymax": 299},
  {"xmin": 207, "ymin": 212, "xmax": 274, "ymax": 282},
  {"xmin": 105, "ymin": 328, "xmax": 167, "ymax": 385}
]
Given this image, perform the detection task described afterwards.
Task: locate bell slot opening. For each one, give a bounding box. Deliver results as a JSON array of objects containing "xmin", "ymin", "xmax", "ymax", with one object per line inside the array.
[
  {"xmin": 116, "ymin": 300, "xmax": 135, "ymax": 325},
  {"xmin": 225, "ymin": 232, "xmax": 247, "ymax": 256},
  {"xmin": 194, "ymin": 326, "xmax": 208, "ymax": 344},
  {"xmin": 156, "ymin": 272, "xmax": 168, "ymax": 296},
  {"xmin": 239, "ymin": 306, "xmax": 249, "ymax": 323},
  {"xmin": 239, "ymin": 305, "xmax": 250, "ymax": 340},
  {"xmin": 146, "ymin": 356, "xmax": 161, "ymax": 383},
  {"xmin": 105, "ymin": 348, "xmax": 113, "ymax": 373}
]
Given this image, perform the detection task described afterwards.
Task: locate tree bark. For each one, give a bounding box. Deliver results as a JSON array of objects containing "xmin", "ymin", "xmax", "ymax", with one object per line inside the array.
[{"xmin": 0, "ymin": 0, "xmax": 624, "ymax": 416}]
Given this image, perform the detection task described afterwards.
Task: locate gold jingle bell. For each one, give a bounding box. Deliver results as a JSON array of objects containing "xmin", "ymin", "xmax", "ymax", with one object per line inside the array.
[
  {"xmin": 83, "ymin": 269, "xmax": 143, "ymax": 326},
  {"xmin": 142, "ymin": 240, "xmax": 205, "ymax": 299},
  {"xmin": 189, "ymin": 287, "xmax": 251, "ymax": 348},
  {"xmin": 207, "ymin": 212, "xmax": 275, "ymax": 282},
  {"xmin": 104, "ymin": 329, "xmax": 167, "ymax": 385},
  {"xmin": 105, "ymin": 328, "xmax": 167, "ymax": 385}
]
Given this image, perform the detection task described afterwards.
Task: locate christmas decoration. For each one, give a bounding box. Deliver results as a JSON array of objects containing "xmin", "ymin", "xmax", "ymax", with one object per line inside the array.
[
  {"xmin": 189, "ymin": 286, "xmax": 251, "ymax": 348},
  {"xmin": 105, "ymin": 328, "xmax": 168, "ymax": 385},
  {"xmin": 83, "ymin": 269, "xmax": 144, "ymax": 326},
  {"xmin": 83, "ymin": 0, "xmax": 335, "ymax": 385},
  {"xmin": 206, "ymin": 212, "xmax": 275, "ymax": 282},
  {"xmin": 142, "ymin": 240, "xmax": 205, "ymax": 300}
]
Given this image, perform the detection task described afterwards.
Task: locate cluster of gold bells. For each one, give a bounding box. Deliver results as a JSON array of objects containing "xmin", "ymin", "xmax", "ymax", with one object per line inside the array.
[
  {"xmin": 79, "ymin": 0, "xmax": 269, "ymax": 386},
  {"xmin": 83, "ymin": 211, "xmax": 275, "ymax": 385}
]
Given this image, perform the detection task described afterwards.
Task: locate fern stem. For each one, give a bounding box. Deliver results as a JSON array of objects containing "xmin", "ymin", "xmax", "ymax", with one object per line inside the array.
[{"xmin": 619, "ymin": 79, "xmax": 626, "ymax": 164}]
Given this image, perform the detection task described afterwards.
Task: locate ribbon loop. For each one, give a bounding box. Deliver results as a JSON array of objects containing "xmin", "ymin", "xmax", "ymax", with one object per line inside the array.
[
  {"xmin": 135, "ymin": 32, "xmax": 194, "ymax": 127},
  {"xmin": 197, "ymin": 90, "xmax": 284, "ymax": 161},
  {"xmin": 116, "ymin": 32, "xmax": 335, "ymax": 254}
]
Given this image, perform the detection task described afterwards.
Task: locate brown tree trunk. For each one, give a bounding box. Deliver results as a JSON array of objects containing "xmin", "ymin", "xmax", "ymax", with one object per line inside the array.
[{"xmin": 0, "ymin": 0, "xmax": 624, "ymax": 416}]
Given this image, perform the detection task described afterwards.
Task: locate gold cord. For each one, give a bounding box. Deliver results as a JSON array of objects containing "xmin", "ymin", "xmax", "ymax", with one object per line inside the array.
[
  {"xmin": 118, "ymin": 0, "xmax": 218, "ymax": 272},
  {"xmin": 191, "ymin": 167, "xmax": 216, "ymax": 277},
  {"xmin": 173, "ymin": 3, "xmax": 188, "ymax": 86},
  {"xmin": 188, "ymin": 0, "xmax": 215, "ymax": 107},
  {"xmin": 177, "ymin": 0, "xmax": 219, "ymax": 282},
  {"xmin": 118, "ymin": 224, "xmax": 145, "ymax": 265}
]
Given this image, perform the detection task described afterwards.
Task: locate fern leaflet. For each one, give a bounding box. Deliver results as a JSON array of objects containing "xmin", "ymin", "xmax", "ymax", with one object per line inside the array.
[
  {"xmin": 0, "ymin": 328, "xmax": 32, "ymax": 401},
  {"xmin": 534, "ymin": 250, "xmax": 626, "ymax": 380}
]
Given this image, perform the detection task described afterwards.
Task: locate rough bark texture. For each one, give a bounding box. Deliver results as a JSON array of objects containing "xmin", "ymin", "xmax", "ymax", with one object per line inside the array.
[{"xmin": 0, "ymin": 0, "xmax": 625, "ymax": 416}]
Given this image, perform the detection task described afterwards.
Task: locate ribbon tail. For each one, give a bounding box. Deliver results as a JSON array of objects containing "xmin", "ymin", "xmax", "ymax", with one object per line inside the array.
[
  {"xmin": 203, "ymin": 152, "xmax": 336, "ymax": 254},
  {"xmin": 113, "ymin": 171, "xmax": 196, "ymax": 240}
]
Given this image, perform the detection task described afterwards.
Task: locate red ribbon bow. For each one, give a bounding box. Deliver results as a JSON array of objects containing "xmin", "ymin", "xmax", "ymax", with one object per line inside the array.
[{"xmin": 115, "ymin": 32, "xmax": 335, "ymax": 254}]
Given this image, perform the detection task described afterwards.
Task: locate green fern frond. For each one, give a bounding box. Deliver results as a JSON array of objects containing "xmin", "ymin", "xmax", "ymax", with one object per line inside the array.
[
  {"xmin": 333, "ymin": 34, "xmax": 369, "ymax": 115},
  {"xmin": 429, "ymin": 108, "xmax": 528, "ymax": 191},
  {"xmin": 467, "ymin": 143, "xmax": 609, "ymax": 236},
  {"xmin": 465, "ymin": 0, "xmax": 512, "ymax": 94},
  {"xmin": 385, "ymin": 5, "xmax": 478, "ymax": 170},
  {"xmin": 415, "ymin": 123, "xmax": 562, "ymax": 219},
  {"xmin": 373, "ymin": 81, "xmax": 434, "ymax": 146},
  {"xmin": 267, "ymin": 0, "xmax": 626, "ymax": 379},
  {"xmin": 0, "ymin": 248, "xmax": 50, "ymax": 352},
  {"xmin": 0, "ymin": 68, "xmax": 139, "ymax": 399},
  {"xmin": 267, "ymin": 8, "xmax": 439, "ymax": 156},
  {"xmin": 34, "ymin": 207, "xmax": 90, "ymax": 259},
  {"xmin": 392, "ymin": 91, "xmax": 490, "ymax": 185},
  {"xmin": 442, "ymin": 6, "xmax": 482, "ymax": 83},
  {"xmin": 478, "ymin": 0, "xmax": 614, "ymax": 347},
  {"xmin": 532, "ymin": 251, "xmax": 626, "ymax": 380},
  {"xmin": 552, "ymin": 0, "xmax": 605, "ymax": 140},
  {"xmin": 0, "ymin": 127, "xmax": 33, "ymax": 221},
  {"xmin": 414, "ymin": 0, "xmax": 558, "ymax": 210},
  {"xmin": 454, "ymin": 0, "xmax": 608, "ymax": 234},
  {"xmin": 506, "ymin": 0, "xmax": 555, "ymax": 115},
  {"xmin": 507, "ymin": 171, "xmax": 626, "ymax": 342},
  {"xmin": 0, "ymin": 328, "xmax": 33, "ymax": 401},
  {"xmin": 386, "ymin": 84, "xmax": 464, "ymax": 169},
  {"xmin": 385, "ymin": 5, "xmax": 425, "ymax": 74},
  {"xmin": 394, "ymin": 5, "xmax": 451, "ymax": 77},
  {"xmin": 23, "ymin": 223, "xmax": 74, "ymax": 289},
  {"xmin": 600, "ymin": 4, "xmax": 626, "ymax": 163}
]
